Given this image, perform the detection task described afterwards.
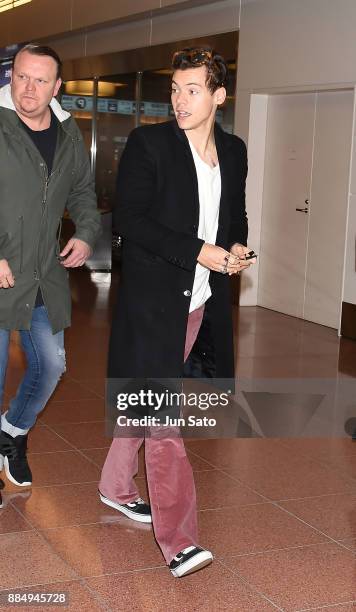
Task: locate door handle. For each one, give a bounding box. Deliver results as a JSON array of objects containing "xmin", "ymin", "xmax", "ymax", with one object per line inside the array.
[{"xmin": 296, "ymin": 208, "xmax": 308, "ymax": 213}]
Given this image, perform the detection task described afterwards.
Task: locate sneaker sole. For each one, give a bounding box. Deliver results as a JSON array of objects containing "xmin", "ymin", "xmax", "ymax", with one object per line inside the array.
[
  {"xmin": 170, "ymin": 551, "xmax": 213, "ymax": 578},
  {"xmin": 99, "ymin": 492, "xmax": 152, "ymax": 523},
  {"xmin": 3, "ymin": 457, "xmax": 32, "ymax": 487}
]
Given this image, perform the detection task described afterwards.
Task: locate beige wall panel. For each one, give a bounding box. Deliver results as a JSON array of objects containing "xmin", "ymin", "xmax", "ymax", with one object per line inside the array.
[
  {"xmin": 47, "ymin": 0, "xmax": 238, "ymax": 63},
  {"xmin": 85, "ymin": 19, "xmax": 151, "ymax": 58},
  {"xmin": 350, "ymin": 102, "xmax": 356, "ymax": 197},
  {"xmin": 343, "ymin": 91, "xmax": 356, "ymax": 306},
  {"xmin": 0, "ymin": 0, "xmax": 72, "ymax": 45},
  {"xmin": 238, "ymin": 0, "xmax": 356, "ymax": 91},
  {"xmin": 161, "ymin": 0, "xmax": 192, "ymax": 5},
  {"xmin": 0, "ymin": 13, "xmax": 14, "ymax": 46},
  {"xmin": 0, "ymin": 0, "xmax": 222, "ymax": 45},
  {"xmin": 50, "ymin": 34, "xmax": 87, "ymax": 62},
  {"xmin": 71, "ymin": 0, "xmax": 158, "ymax": 30},
  {"xmin": 160, "ymin": 0, "xmax": 216, "ymax": 6},
  {"xmin": 151, "ymin": 0, "xmax": 239, "ymax": 45},
  {"xmin": 343, "ymin": 195, "xmax": 356, "ymax": 305},
  {"xmin": 234, "ymin": 89, "xmax": 249, "ymax": 143}
]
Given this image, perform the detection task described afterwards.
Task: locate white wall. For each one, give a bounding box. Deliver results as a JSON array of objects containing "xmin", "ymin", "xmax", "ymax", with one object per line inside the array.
[
  {"xmin": 343, "ymin": 91, "xmax": 356, "ymax": 306},
  {"xmin": 239, "ymin": 94, "xmax": 267, "ymax": 305},
  {"xmin": 236, "ymin": 0, "xmax": 356, "ymax": 309},
  {"xmin": 237, "ymin": 0, "xmax": 356, "ymax": 92}
]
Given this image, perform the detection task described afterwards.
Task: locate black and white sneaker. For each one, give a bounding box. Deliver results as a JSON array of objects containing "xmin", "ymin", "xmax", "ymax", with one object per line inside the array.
[
  {"xmin": 0, "ymin": 432, "xmax": 32, "ymax": 487},
  {"xmin": 99, "ymin": 491, "xmax": 152, "ymax": 523},
  {"xmin": 169, "ymin": 545, "xmax": 213, "ymax": 577}
]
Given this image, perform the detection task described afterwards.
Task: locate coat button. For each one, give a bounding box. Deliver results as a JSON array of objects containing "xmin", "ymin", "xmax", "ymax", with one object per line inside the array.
[
  {"xmin": 192, "ymin": 225, "xmax": 198, "ymax": 232},
  {"xmin": 183, "ymin": 290, "xmax": 191, "ymax": 297}
]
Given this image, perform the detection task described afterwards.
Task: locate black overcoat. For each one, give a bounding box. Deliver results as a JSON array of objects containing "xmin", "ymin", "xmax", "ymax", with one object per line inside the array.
[{"xmin": 108, "ymin": 119, "xmax": 248, "ymax": 381}]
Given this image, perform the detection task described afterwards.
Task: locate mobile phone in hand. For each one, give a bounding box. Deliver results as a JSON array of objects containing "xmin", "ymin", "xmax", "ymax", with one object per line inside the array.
[{"xmin": 244, "ymin": 250, "xmax": 258, "ymax": 260}]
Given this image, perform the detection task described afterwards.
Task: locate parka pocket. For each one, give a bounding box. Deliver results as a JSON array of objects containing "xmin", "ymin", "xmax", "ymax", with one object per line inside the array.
[
  {"xmin": 3, "ymin": 215, "xmax": 25, "ymax": 274},
  {"xmin": 55, "ymin": 217, "xmax": 63, "ymax": 259}
]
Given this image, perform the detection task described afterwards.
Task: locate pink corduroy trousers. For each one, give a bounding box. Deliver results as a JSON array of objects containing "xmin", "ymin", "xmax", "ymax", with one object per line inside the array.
[{"xmin": 99, "ymin": 304, "xmax": 205, "ymax": 564}]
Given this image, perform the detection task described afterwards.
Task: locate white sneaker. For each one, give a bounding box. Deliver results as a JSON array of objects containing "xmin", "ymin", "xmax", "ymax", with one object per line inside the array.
[{"xmin": 169, "ymin": 545, "xmax": 213, "ymax": 577}]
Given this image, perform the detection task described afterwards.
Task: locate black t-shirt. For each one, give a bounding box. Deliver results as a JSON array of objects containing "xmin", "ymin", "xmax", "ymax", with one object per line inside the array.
[
  {"xmin": 21, "ymin": 107, "xmax": 58, "ymax": 174},
  {"xmin": 20, "ymin": 108, "xmax": 58, "ymax": 306}
]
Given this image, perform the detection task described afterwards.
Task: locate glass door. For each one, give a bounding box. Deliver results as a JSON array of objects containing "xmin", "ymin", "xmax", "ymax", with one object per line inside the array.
[
  {"xmin": 59, "ymin": 79, "xmax": 102, "ymax": 267},
  {"xmin": 61, "ymin": 79, "xmax": 94, "ymax": 153},
  {"xmin": 94, "ymin": 73, "xmax": 137, "ymax": 213},
  {"xmin": 93, "ymin": 74, "xmax": 137, "ymax": 268},
  {"xmin": 140, "ymin": 68, "xmax": 173, "ymax": 126}
]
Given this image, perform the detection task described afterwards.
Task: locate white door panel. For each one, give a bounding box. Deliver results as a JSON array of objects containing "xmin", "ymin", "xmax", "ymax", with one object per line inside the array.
[
  {"xmin": 304, "ymin": 91, "xmax": 353, "ymax": 327},
  {"xmin": 258, "ymin": 94, "xmax": 315, "ymax": 317},
  {"xmin": 258, "ymin": 90, "xmax": 353, "ymax": 328}
]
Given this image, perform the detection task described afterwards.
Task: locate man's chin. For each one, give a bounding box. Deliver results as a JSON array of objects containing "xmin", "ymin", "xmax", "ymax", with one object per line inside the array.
[
  {"xmin": 19, "ymin": 98, "xmax": 39, "ymax": 110},
  {"xmin": 18, "ymin": 104, "xmax": 39, "ymax": 116},
  {"xmin": 176, "ymin": 119, "xmax": 195, "ymax": 130}
]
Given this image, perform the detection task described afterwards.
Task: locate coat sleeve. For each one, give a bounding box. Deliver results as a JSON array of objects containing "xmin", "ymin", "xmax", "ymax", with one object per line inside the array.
[
  {"xmin": 227, "ymin": 139, "xmax": 248, "ymax": 248},
  {"xmin": 0, "ymin": 236, "xmax": 7, "ymax": 261},
  {"xmin": 115, "ymin": 128, "xmax": 204, "ymax": 271},
  {"xmin": 65, "ymin": 136, "xmax": 102, "ymax": 251}
]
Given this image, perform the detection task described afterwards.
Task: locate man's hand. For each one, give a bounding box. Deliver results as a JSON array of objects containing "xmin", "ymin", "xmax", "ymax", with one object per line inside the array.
[
  {"xmin": 197, "ymin": 244, "xmax": 240, "ymax": 274},
  {"xmin": 0, "ymin": 259, "xmax": 15, "ymax": 288},
  {"xmin": 59, "ymin": 238, "xmax": 92, "ymax": 268}
]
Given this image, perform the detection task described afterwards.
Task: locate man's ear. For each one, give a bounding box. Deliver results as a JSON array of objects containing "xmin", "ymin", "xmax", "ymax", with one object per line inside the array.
[
  {"xmin": 54, "ymin": 78, "xmax": 62, "ymax": 97},
  {"xmin": 214, "ymin": 86, "xmax": 226, "ymax": 106}
]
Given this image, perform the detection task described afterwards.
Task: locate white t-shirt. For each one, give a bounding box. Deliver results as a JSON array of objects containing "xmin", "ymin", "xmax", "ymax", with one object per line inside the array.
[{"xmin": 188, "ymin": 140, "xmax": 221, "ymax": 313}]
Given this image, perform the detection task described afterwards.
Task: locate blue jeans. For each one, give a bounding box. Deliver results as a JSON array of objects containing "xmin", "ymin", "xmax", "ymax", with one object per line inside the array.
[{"xmin": 0, "ymin": 306, "xmax": 65, "ymax": 431}]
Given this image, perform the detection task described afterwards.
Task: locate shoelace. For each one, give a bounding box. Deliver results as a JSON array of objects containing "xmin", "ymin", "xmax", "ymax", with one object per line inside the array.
[
  {"xmin": 126, "ymin": 498, "xmax": 145, "ymax": 507},
  {"xmin": 173, "ymin": 546, "xmax": 196, "ymax": 561}
]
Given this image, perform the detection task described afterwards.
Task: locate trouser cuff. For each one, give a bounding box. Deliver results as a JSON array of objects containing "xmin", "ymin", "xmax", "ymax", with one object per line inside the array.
[{"xmin": 1, "ymin": 412, "xmax": 29, "ymax": 437}]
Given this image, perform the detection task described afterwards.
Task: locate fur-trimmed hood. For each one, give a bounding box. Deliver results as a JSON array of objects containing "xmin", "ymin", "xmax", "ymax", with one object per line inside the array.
[{"xmin": 0, "ymin": 83, "xmax": 70, "ymax": 122}]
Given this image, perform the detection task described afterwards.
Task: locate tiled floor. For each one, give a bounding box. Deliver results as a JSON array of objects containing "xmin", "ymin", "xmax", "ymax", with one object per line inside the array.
[{"xmin": 1, "ymin": 269, "xmax": 356, "ymax": 611}]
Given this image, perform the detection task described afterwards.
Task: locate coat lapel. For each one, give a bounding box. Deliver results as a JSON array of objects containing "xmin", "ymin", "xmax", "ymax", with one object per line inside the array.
[{"xmin": 171, "ymin": 120, "xmax": 200, "ymax": 225}]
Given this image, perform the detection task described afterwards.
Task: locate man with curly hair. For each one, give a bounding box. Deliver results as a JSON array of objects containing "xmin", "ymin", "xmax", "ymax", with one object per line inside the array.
[{"xmin": 99, "ymin": 47, "xmax": 255, "ymax": 577}]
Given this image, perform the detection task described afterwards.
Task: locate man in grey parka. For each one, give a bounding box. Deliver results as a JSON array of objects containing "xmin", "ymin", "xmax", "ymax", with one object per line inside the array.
[{"xmin": 0, "ymin": 44, "xmax": 101, "ymax": 487}]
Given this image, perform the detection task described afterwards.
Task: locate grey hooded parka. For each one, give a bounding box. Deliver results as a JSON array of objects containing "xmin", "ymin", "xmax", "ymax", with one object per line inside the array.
[{"xmin": 0, "ymin": 84, "xmax": 101, "ymax": 333}]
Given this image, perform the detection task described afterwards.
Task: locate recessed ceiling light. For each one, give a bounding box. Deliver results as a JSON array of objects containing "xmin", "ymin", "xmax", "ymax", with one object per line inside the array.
[
  {"xmin": 64, "ymin": 80, "xmax": 127, "ymax": 97},
  {"xmin": 0, "ymin": 0, "xmax": 31, "ymax": 13}
]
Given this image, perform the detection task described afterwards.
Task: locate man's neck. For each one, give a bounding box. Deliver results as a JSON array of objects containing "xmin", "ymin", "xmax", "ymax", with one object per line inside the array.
[
  {"xmin": 185, "ymin": 117, "xmax": 216, "ymax": 156},
  {"xmin": 17, "ymin": 106, "xmax": 51, "ymax": 131}
]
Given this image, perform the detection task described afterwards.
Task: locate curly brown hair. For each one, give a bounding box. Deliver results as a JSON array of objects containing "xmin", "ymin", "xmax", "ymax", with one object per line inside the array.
[{"xmin": 171, "ymin": 47, "xmax": 228, "ymax": 93}]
